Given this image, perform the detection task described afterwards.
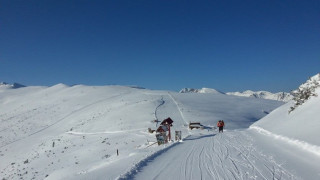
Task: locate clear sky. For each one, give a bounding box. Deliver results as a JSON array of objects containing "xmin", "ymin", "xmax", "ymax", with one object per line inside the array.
[{"xmin": 1, "ymin": 0, "xmax": 319, "ymax": 92}]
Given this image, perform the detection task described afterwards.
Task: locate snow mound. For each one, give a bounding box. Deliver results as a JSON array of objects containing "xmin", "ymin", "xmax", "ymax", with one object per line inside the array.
[
  {"xmin": 251, "ymin": 73, "xmax": 320, "ymax": 146},
  {"xmin": 226, "ymin": 90, "xmax": 292, "ymax": 102}
]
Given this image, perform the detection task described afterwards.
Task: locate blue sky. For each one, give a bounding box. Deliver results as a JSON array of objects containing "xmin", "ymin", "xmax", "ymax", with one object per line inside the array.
[{"xmin": 1, "ymin": 0, "xmax": 319, "ymax": 92}]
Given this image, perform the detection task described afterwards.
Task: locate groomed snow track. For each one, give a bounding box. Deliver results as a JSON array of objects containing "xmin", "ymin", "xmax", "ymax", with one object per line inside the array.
[{"xmin": 119, "ymin": 130, "xmax": 298, "ymax": 180}]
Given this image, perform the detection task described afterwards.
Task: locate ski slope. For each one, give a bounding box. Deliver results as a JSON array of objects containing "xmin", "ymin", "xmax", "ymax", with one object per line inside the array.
[
  {"xmin": 124, "ymin": 74, "xmax": 320, "ymax": 180},
  {"xmin": 121, "ymin": 129, "xmax": 320, "ymax": 180},
  {"xmin": 0, "ymin": 83, "xmax": 319, "ymax": 179}
]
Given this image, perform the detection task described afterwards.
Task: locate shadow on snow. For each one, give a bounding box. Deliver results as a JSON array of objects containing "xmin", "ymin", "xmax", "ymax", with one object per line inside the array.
[
  {"xmin": 118, "ymin": 142, "xmax": 180, "ymax": 180},
  {"xmin": 118, "ymin": 133, "xmax": 216, "ymax": 179},
  {"xmin": 183, "ymin": 134, "xmax": 216, "ymax": 141}
]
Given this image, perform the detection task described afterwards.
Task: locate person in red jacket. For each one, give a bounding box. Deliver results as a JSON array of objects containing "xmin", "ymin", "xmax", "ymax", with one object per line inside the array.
[{"xmin": 217, "ymin": 120, "xmax": 225, "ymax": 133}]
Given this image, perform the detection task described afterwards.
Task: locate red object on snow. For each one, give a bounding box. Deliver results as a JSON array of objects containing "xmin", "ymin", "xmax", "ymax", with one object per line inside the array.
[
  {"xmin": 161, "ymin": 117, "xmax": 173, "ymax": 126},
  {"xmin": 156, "ymin": 117, "xmax": 174, "ymax": 141},
  {"xmin": 217, "ymin": 121, "xmax": 224, "ymax": 127}
]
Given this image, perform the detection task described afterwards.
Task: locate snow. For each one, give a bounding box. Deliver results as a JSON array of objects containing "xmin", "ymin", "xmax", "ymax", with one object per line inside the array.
[
  {"xmin": 226, "ymin": 90, "xmax": 292, "ymax": 102},
  {"xmin": 179, "ymin": 88, "xmax": 224, "ymax": 94},
  {"xmin": 299, "ymin": 73, "xmax": 320, "ymax": 90},
  {"xmin": 124, "ymin": 130, "xmax": 320, "ymax": 180},
  {"xmin": 0, "ymin": 82, "xmax": 26, "ymax": 90},
  {"xmin": 251, "ymin": 77, "xmax": 320, "ymax": 146},
  {"xmin": 180, "ymin": 87, "xmax": 292, "ymax": 102},
  {"xmin": 250, "ymin": 126, "xmax": 320, "ymax": 157},
  {"xmin": 1, "ymin": 82, "xmax": 319, "ymax": 180}
]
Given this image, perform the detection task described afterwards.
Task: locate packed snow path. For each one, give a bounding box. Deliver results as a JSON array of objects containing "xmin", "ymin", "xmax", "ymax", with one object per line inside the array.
[{"xmin": 121, "ymin": 130, "xmax": 320, "ymax": 180}]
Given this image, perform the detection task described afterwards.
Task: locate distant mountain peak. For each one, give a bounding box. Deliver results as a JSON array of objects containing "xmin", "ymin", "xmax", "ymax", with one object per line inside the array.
[
  {"xmin": 226, "ymin": 90, "xmax": 292, "ymax": 102},
  {"xmin": 0, "ymin": 82, "xmax": 9, "ymax": 85},
  {"xmin": 179, "ymin": 88, "xmax": 224, "ymax": 94},
  {"xmin": 180, "ymin": 87, "xmax": 292, "ymax": 102},
  {"xmin": 0, "ymin": 82, "xmax": 26, "ymax": 89},
  {"xmin": 12, "ymin": 83, "xmax": 26, "ymax": 88}
]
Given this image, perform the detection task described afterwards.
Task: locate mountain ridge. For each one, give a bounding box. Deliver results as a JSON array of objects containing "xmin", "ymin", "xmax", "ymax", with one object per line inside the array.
[
  {"xmin": 0, "ymin": 82, "xmax": 26, "ymax": 89},
  {"xmin": 179, "ymin": 87, "xmax": 292, "ymax": 102}
]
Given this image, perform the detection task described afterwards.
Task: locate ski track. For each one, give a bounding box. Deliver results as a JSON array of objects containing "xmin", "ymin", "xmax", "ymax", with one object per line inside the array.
[
  {"xmin": 117, "ymin": 142, "xmax": 181, "ymax": 180},
  {"xmin": 167, "ymin": 92, "xmax": 188, "ymax": 126},
  {"xmin": 130, "ymin": 131, "xmax": 298, "ymax": 180},
  {"xmin": 152, "ymin": 93, "xmax": 188, "ymax": 131}
]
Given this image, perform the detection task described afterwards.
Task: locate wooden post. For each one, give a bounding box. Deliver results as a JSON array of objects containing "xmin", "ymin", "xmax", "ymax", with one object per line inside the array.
[{"xmin": 168, "ymin": 125, "xmax": 171, "ymax": 141}]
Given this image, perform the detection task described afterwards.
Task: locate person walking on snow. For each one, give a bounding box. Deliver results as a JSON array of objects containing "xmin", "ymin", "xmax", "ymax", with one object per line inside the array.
[{"xmin": 217, "ymin": 120, "xmax": 224, "ymax": 133}]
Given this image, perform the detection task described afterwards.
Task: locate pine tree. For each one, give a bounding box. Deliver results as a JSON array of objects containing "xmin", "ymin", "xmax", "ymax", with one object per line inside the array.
[{"xmin": 289, "ymin": 74, "xmax": 320, "ymax": 113}]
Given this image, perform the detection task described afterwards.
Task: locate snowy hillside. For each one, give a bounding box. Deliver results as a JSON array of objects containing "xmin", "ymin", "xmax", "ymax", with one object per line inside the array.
[
  {"xmin": 251, "ymin": 73, "xmax": 320, "ymax": 147},
  {"xmin": 0, "ymin": 84, "xmax": 283, "ymax": 180},
  {"xmin": 180, "ymin": 87, "xmax": 292, "ymax": 102},
  {"xmin": 127, "ymin": 75, "xmax": 320, "ymax": 180}
]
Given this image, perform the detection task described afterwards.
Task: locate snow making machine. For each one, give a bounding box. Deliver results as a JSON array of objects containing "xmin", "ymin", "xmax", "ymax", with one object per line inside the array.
[{"xmin": 155, "ymin": 117, "xmax": 174, "ymax": 145}]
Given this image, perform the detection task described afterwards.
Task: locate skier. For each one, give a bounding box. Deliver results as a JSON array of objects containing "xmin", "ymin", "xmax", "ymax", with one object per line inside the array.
[{"xmin": 217, "ymin": 120, "xmax": 224, "ymax": 133}]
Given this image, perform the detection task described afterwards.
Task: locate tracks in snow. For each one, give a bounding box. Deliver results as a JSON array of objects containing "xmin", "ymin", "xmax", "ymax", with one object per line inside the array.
[
  {"xmin": 153, "ymin": 93, "xmax": 188, "ymax": 128},
  {"xmin": 130, "ymin": 130, "xmax": 297, "ymax": 180},
  {"xmin": 167, "ymin": 92, "xmax": 188, "ymax": 126}
]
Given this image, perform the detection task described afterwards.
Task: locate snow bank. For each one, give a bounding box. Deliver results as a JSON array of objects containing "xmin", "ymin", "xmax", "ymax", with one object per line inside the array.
[
  {"xmin": 252, "ymin": 73, "xmax": 320, "ymax": 146},
  {"xmin": 250, "ymin": 126, "xmax": 320, "ymax": 157}
]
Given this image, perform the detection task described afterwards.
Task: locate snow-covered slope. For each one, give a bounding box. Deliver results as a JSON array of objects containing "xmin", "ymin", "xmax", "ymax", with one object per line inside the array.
[
  {"xmin": 226, "ymin": 90, "xmax": 292, "ymax": 102},
  {"xmin": 251, "ymin": 73, "xmax": 320, "ymax": 146},
  {"xmin": 0, "ymin": 84, "xmax": 282, "ymax": 180},
  {"xmin": 122, "ymin": 75, "xmax": 320, "ymax": 180}
]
